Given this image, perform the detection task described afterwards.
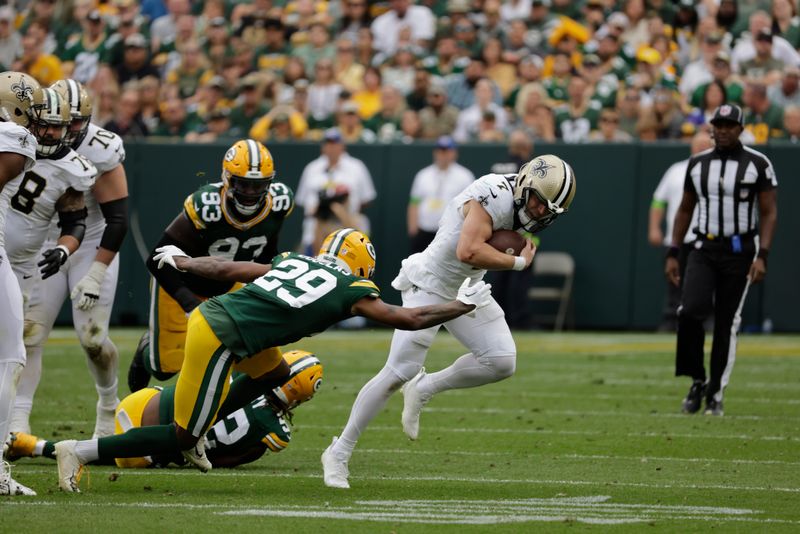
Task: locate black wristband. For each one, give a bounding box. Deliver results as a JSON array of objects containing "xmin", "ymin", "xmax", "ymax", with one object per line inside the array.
[{"xmin": 666, "ymin": 245, "xmax": 680, "ymax": 259}]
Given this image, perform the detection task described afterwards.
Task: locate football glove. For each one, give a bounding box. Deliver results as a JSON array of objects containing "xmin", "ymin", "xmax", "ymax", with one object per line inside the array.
[
  {"xmin": 70, "ymin": 261, "xmax": 108, "ymax": 311},
  {"xmin": 38, "ymin": 245, "xmax": 69, "ymax": 279},
  {"xmin": 456, "ymin": 278, "xmax": 492, "ymax": 309},
  {"xmin": 153, "ymin": 245, "xmax": 189, "ymax": 271}
]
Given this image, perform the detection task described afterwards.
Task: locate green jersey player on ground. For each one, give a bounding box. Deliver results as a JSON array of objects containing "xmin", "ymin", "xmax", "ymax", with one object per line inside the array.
[{"xmin": 55, "ymin": 228, "xmax": 493, "ymax": 492}]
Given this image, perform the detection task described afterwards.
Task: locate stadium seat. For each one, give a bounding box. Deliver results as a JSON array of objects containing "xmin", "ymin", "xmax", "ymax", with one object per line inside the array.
[{"xmin": 528, "ymin": 251, "xmax": 575, "ymax": 332}]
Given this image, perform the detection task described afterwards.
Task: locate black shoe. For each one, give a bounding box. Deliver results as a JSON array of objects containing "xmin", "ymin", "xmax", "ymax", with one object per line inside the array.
[
  {"xmin": 127, "ymin": 331, "xmax": 152, "ymax": 393},
  {"xmin": 704, "ymin": 398, "xmax": 724, "ymax": 416},
  {"xmin": 681, "ymin": 379, "xmax": 706, "ymax": 414}
]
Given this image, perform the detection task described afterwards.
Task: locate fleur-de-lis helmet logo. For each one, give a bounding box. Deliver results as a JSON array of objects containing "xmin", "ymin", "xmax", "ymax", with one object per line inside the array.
[
  {"xmin": 11, "ymin": 79, "xmax": 34, "ymax": 103},
  {"xmin": 530, "ymin": 158, "xmax": 555, "ymax": 178}
]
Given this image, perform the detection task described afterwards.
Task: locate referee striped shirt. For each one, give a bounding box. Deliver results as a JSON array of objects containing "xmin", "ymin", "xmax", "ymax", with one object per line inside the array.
[{"xmin": 684, "ymin": 143, "xmax": 778, "ymax": 238}]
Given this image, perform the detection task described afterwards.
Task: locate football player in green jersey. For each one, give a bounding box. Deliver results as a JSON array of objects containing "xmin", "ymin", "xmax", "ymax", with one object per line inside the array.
[
  {"xmin": 55, "ymin": 228, "xmax": 493, "ymax": 492},
  {"xmin": 128, "ymin": 138, "xmax": 294, "ymax": 392},
  {"xmin": 7, "ymin": 351, "xmax": 321, "ymax": 469}
]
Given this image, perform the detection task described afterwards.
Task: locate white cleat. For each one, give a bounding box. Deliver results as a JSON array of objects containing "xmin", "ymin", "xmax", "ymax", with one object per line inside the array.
[
  {"xmin": 321, "ymin": 437, "xmax": 350, "ymax": 489},
  {"xmin": 92, "ymin": 398, "xmax": 120, "ymax": 439},
  {"xmin": 181, "ymin": 436, "xmax": 212, "ymax": 473},
  {"xmin": 55, "ymin": 440, "xmax": 84, "ymax": 493},
  {"xmin": 0, "ymin": 462, "xmax": 36, "ymax": 496},
  {"xmin": 401, "ymin": 368, "xmax": 430, "ymax": 440}
]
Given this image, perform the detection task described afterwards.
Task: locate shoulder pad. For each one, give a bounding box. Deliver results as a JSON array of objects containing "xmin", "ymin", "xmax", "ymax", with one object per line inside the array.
[
  {"xmin": 268, "ymin": 181, "xmax": 295, "ymax": 216},
  {"xmin": 184, "ymin": 183, "xmax": 223, "ymax": 230},
  {"xmin": 79, "ymin": 125, "xmax": 126, "ymax": 172},
  {"xmin": 0, "ymin": 122, "xmax": 37, "ymax": 166},
  {"xmin": 57, "ymin": 149, "xmax": 98, "ymax": 191}
]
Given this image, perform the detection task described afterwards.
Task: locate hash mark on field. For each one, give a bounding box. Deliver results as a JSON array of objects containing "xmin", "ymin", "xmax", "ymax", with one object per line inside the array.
[
  {"xmin": 17, "ymin": 468, "xmax": 800, "ymax": 493},
  {"xmin": 5, "ymin": 496, "xmax": 795, "ymax": 525}
]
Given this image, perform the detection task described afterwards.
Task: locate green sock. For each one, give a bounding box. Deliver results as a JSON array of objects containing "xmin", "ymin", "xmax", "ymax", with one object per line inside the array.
[
  {"xmin": 43, "ymin": 441, "xmax": 56, "ymax": 459},
  {"xmin": 97, "ymin": 424, "xmax": 179, "ymax": 462}
]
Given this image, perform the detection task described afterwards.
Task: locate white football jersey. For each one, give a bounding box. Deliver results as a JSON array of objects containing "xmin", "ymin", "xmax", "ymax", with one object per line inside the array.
[
  {"xmin": 396, "ymin": 173, "xmax": 517, "ymax": 299},
  {"xmin": 46, "ymin": 123, "xmax": 125, "ymax": 242},
  {"xmin": 0, "ymin": 122, "xmax": 38, "ymax": 248},
  {"xmin": 3, "ymin": 148, "xmax": 96, "ymax": 269}
]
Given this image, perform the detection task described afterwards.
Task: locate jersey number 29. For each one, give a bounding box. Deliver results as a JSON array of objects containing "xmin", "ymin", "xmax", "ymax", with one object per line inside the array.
[{"xmin": 253, "ymin": 259, "xmax": 337, "ymax": 308}]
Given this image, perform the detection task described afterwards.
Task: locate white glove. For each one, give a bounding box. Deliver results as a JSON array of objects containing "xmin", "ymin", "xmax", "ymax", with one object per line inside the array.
[
  {"xmin": 456, "ymin": 278, "xmax": 492, "ymax": 309},
  {"xmin": 154, "ymin": 245, "xmax": 189, "ymax": 271},
  {"xmin": 70, "ymin": 261, "xmax": 108, "ymax": 311}
]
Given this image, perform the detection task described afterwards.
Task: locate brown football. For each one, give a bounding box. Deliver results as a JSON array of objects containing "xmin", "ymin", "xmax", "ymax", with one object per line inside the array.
[{"xmin": 487, "ymin": 230, "xmax": 527, "ymax": 255}]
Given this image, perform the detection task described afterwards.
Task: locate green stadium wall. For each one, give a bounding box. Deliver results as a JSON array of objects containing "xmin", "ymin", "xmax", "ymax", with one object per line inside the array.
[{"xmin": 68, "ymin": 140, "xmax": 799, "ymax": 332}]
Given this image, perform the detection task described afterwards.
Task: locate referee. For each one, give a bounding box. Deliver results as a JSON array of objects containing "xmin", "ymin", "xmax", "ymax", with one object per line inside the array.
[{"xmin": 666, "ymin": 104, "xmax": 778, "ymax": 416}]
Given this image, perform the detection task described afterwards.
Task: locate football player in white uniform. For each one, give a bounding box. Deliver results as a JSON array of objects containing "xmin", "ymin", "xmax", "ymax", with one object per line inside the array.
[
  {"xmin": 0, "ymin": 71, "xmax": 40, "ymax": 496},
  {"xmin": 11, "ymin": 79, "xmax": 128, "ymax": 439},
  {"xmin": 322, "ymin": 154, "xmax": 577, "ymax": 488}
]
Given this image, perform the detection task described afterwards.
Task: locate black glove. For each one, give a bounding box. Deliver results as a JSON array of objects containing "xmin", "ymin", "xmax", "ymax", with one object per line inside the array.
[{"xmin": 38, "ymin": 245, "xmax": 69, "ymax": 279}]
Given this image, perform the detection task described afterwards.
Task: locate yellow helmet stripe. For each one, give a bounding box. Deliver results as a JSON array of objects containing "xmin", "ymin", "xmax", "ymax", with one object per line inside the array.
[
  {"xmin": 246, "ymin": 138, "xmax": 260, "ymax": 174},
  {"xmin": 326, "ymin": 228, "xmax": 356, "ymax": 256}
]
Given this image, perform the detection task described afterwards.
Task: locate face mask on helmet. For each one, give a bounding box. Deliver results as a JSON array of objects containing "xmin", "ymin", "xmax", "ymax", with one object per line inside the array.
[
  {"xmin": 267, "ymin": 351, "xmax": 323, "ymax": 414},
  {"xmin": 221, "ymin": 139, "xmax": 276, "ymax": 217},
  {"xmin": 516, "ymin": 187, "xmax": 564, "ymax": 233},
  {"xmin": 30, "ymin": 88, "xmax": 70, "ymax": 156},
  {"xmin": 50, "ymin": 79, "xmax": 93, "ymax": 147},
  {"xmin": 318, "ymin": 228, "xmax": 376, "ymax": 279}
]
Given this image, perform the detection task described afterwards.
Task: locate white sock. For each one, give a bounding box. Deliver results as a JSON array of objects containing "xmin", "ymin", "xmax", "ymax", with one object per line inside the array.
[
  {"xmin": 0, "ymin": 362, "xmax": 24, "ymax": 464},
  {"xmin": 33, "ymin": 440, "xmax": 46, "ymax": 456},
  {"xmin": 10, "ymin": 346, "xmax": 42, "ymax": 434},
  {"xmin": 85, "ymin": 339, "xmax": 119, "ymax": 405},
  {"xmin": 335, "ymin": 367, "xmax": 405, "ymax": 459},
  {"xmin": 417, "ymin": 352, "xmax": 515, "ymax": 397},
  {"xmin": 74, "ymin": 439, "xmax": 99, "ymax": 463}
]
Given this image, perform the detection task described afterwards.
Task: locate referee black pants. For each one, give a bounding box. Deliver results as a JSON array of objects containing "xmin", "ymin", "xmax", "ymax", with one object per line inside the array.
[{"xmin": 675, "ymin": 239, "xmax": 755, "ymax": 402}]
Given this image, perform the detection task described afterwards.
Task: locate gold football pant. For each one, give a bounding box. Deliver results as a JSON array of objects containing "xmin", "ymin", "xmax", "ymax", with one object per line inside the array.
[
  {"xmin": 114, "ymin": 387, "xmax": 161, "ymax": 468},
  {"xmin": 174, "ymin": 309, "xmax": 283, "ymax": 438}
]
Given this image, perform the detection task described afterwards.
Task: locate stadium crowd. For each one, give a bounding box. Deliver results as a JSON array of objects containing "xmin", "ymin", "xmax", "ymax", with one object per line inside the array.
[{"xmin": 3, "ymin": 0, "xmax": 800, "ymax": 145}]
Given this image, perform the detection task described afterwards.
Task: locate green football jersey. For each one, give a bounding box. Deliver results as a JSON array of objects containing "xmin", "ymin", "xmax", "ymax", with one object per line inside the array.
[
  {"xmin": 555, "ymin": 101, "xmax": 602, "ymax": 142},
  {"xmin": 155, "ymin": 386, "xmax": 291, "ymax": 467},
  {"xmin": 179, "ymin": 181, "xmax": 294, "ymax": 297},
  {"xmin": 201, "ymin": 252, "xmax": 381, "ymax": 356}
]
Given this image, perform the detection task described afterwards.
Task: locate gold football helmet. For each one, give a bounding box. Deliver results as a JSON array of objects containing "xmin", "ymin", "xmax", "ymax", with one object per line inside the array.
[
  {"xmin": 318, "ymin": 228, "xmax": 376, "ymax": 279},
  {"xmin": 221, "ymin": 138, "xmax": 276, "ymax": 217},
  {"xmin": 0, "ymin": 71, "xmax": 43, "ymax": 128},
  {"xmin": 29, "ymin": 87, "xmax": 71, "ymax": 156},
  {"xmin": 513, "ymin": 154, "xmax": 576, "ymax": 233},
  {"xmin": 50, "ymin": 79, "xmax": 93, "ymax": 147},
  {"xmin": 268, "ymin": 350, "xmax": 324, "ymax": 413}
]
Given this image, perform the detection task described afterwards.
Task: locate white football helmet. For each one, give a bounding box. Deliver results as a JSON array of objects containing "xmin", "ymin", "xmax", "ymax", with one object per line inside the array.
[{"xmin": 513, "ymin": 154, "xmax": 576, "ymax": 233}]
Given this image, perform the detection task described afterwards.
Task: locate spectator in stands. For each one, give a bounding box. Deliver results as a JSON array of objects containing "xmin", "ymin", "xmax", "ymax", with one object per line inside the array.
[
  {"xmin": 407, "ymin": 135, "xmax": 475, "ymax": 253},
  {"xmin": 254, "ymin": 17, "xmax": 289, "ymax": 75},
  {"xmin": 250, "ymin": 104, "xmax": 309, "ymax": 142},
  {"xmin": 352, "ymin": 66, "xmax": 382, "ymax": 119},
  {"xmin": 715, "ymin": 0, "xmax": 741, "ymax": 37},
  {"xmin": 138, "ymin": 75, "xmax": 162, "ymax": 132},
  {"xmin": 743, "ymin": 82, "xmax": 785, "ymax": 143},
  {"xmin": 397, "ymin": 109, "xmax": 422, "ymax": 143},
  {"xmin": 589, "ymin": 108, "xmax": 634, "ymax": 142},
  {"xmin": 282, "ymin": 56, "xmax": 309, "ymax": 90},
  {"xmin": 739, "ymin": 29, "xmax": 784, "ymax": 85},
  {"xmin": 336, "ymin": 0, "xmax": 372, "ymax": 43},
  {"xmin": 453, "ymin": 78, "xmax": 508, "ymax": 142},
  {"xmin": 93, "ymin": 83, "xmax": 120, "ymax": 127},
  {"xmin": 105, "ymin": 7, "xmax": 147, "ymax": 68},
  {"xmin": 18, "ymin": 0, "xmax": 58, "ymax": 54},
  {"xmin": 406, "ymin": 67, "xmax": 431, "ymax": 111},
  {"xmin": 228, "ymin": 74, "xmax": 270, "ymax": 137},
  {"xmin": 618, "ymin": 88, "xmax": 642, "ymax": 138},
  {"xmin": 371, "ymin": 0, "xmax": 435, "ymax": 56},
  {"xmin": 554, "ymin": 75, "xmax": 601, "ymax": 143},
  {"xmin": 334, "ymin": 37, "xmax": 365, "ymax": 93},
  {"xmin": 165, "ymin": 40, "xmax": 213, "ymax": 100},
  {"xmin": 140, "ymin": 0, "xmax": 168, "ymax": 23},
  {"xmin": 365, "ymin": 85, "xmax": 407, "ymax": 141},
  {"xmin": 151, "ymin": 97, "xmax": 201, "ymax": 137},
  {"xmin": 308, "ymin": 58, "xmax": 343, "ymax": 129},
  {"xmin": 104, "ymin": 85, "xmax": 149, "ymax": 138},
  {"xmin": 295, "ymin": 127, "xmax": 377, "ymax": 254},
  {"xmin": 150, "ymin": 0, "xmax": 191, "ymax": 49},
  {"xmin": 651, "ymin": 87, "xmax": 685, "ymax": 139},
  {"xmin": 186, "ymin": 107, "xmax": 237, "ymax": 143},
  {"xmin": 476, "ymin": 110, "xmax": 507, "ymax": 142},
  {"xmin": 116, "ymin": 33, "xmax": 159, "ymax": 85},
  {"xmin": 13, "ymin": 21, "xmax": 63, "ymax": 86},
  {"xmin": 421, "ymin": 35, "xmax": 469, "ymax": 78},
  {"xmin": 194, "ymin": 76, "xmax": 232, "ymax": 120},
  {"xmin": 336, "ymin": 100, "xmax": 376, "ymax": 143},
  {"xmin": 687, "ymin": 80, "xmax": 728, "ymax": 128},
  {"xmin": 203, "ymin": 17, "xmax": 233, "ymax": 71},
  {"xmin": 679, "ymin": 32, "xmax": 724, "ymax": 100},
  {"xmin": 60, "ymin": 9, "xmax": 111, "ymax": 84},
  {"xmin": 483, "ymin": 36, "xmax": 518, "ymax": 99},
  {"xmin": 768, "ymin": 66, "xmax": 800, "ymax": 108},
  {"xmin": 782, "ymin": 104, "xmax": 800, "ymax": 142},
  {"xmin": 381, "ymin": 45, "xmax": 418, "ymax": 96},
  {"xmin": 0, "ymin": 6, "xmax": 22, "ymax": 70},
  {"xmin": 418, "ymin": 84, "xmax": 459, "ymax": 139},
  {"xmin": 355, "ymin": 27, "xmax": 376, "ymax": 67},
  {"xmin": 771, "ymin": 0, "xmax": 800, "ymax": 49},
  {"xmin": 447, "ymin": 57, "xmax": 502, "ymax": 110},
  {"xmin": 731, "ymin": 10, "xmax": 800, "ymax": 72},
  {"xmin": 478, "ymin": 0, "xmax": 505, "ymax": 44},
  {"xmin": 689, "ymin": 52, "xmax": 743, "ymax": 108},
  {"xmin": 292, "ymin": 21, "xmax": 336, "ymax": 74},
  {"xmin": 541, "ymin": 50, "xmax": 572, "ymax": 103},
  {"xmin": 515, "ymin": 86, "xmax": 556, "ymax": 142}
]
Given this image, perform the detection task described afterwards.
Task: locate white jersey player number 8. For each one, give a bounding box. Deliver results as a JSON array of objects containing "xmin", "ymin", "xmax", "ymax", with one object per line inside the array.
[{"xmin": 253, "ymin": 258, "xmax": 337, "ymax": 308}]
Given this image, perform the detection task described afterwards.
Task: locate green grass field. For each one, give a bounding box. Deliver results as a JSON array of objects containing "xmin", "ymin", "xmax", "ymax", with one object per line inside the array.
[{"xmin": 2, "ymin": 328, "xmax": 799, "ymax": 532}]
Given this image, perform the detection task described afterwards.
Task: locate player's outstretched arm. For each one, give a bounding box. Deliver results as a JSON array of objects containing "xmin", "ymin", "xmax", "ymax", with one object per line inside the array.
[
  {"xmin": 456, "ymin": 200, "xmax": 533, "ymax": 270},
  {"xmin": 352, "ymin": 278, "xmax": 493, "ymax": 330},
  {"xmin": 157, "ymin": 249, "xmax": 271, "ymax": 283},
  {"xmin": 0, "ymin": 152, "xmax": 28, "ymax": 190}
]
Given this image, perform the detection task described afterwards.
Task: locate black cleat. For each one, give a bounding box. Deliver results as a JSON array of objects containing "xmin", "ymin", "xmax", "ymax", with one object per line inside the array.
[
  {"xmin": 127, "ymin": 331, "xmax": 152, "ymax": 393},
  {"xmin": 681, "ymin": 379, "xmax": 706, "ymax": 414},
  {"xmin": 704, "ymin": 398, "xmax": 724, "ymax": 416}
]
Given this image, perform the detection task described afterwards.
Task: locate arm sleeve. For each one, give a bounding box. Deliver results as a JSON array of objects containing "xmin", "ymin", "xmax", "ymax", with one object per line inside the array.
[
  {"xmin": 98, "ymin": 197, "xmax": 129, "ymax": 252},
  {"xmin": 145, "ymin": 232, "xmax": 204, "ymax": 313}
]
